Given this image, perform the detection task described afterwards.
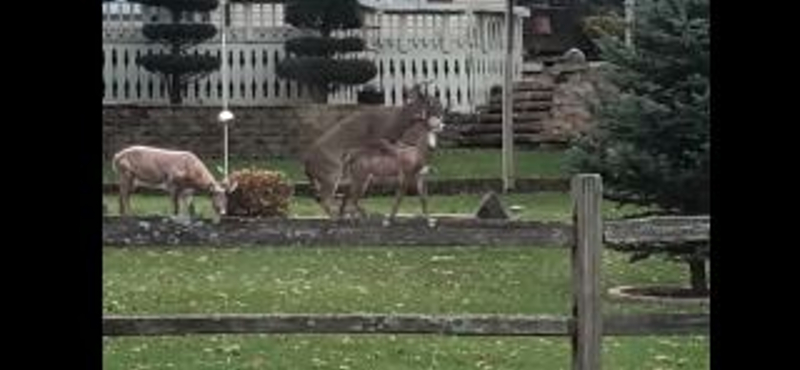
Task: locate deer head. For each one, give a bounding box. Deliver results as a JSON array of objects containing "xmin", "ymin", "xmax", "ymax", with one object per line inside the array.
[{"xmin": 211, "ymin": 167, "xmax": 239, "ymax": 216}]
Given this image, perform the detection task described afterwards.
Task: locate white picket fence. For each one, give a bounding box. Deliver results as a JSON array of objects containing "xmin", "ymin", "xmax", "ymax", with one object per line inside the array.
[{"xmin": 102, "ymin": 0, "xmax": 528, "ymax": 112}]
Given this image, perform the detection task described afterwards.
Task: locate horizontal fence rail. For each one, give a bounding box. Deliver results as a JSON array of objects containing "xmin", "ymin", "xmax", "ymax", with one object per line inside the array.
[
  {"xmin": 103, "ymin": 313, "xmax": 709, "ymax": 337},
  {"xmin": 604, "ymin": 216, "xmax": 710, "ymax": 245}
]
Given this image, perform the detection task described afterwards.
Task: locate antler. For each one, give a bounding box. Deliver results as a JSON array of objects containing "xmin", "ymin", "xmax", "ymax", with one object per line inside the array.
[{"xmin": 416, "ymin": 79, "xmax": 434, "ymax": 88}]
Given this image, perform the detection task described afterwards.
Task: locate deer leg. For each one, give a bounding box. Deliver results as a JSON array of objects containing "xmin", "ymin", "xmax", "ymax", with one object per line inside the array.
[
  {"xmin": 338, "ymin": 182, "xmax": 352, "ymax": 219},
  {"xmin": 352, "ymin": 174, "xmax": 372, "ymax": 218},
  {"xmin": 169, "ymin": 186, "xmax": 181, "ymax": 216},
  {"xmin": 318, "ymin": 178, "xmax": 341, "ymax": 219},
  {"xmin": 118, "ymin": 173, "xmax": 133, "ymax": 216},
  {"xmin": 388, "ymin": 173, "xmax": 407, "ymax": 221},
  {"xmin": 415, "ymin": 174, "xmax": 429, "ymax": 218},
  {"xmin": 182, "ymin": 189, "xmax": 195, "ymax": 218}
]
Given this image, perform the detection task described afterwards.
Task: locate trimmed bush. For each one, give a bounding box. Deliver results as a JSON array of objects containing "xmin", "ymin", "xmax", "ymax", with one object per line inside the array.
[
  {"xmin": 285, "ymin": 36, "xmax": 366, "ymax": 57},
  {"xmin": 142, "ymin": 24, "xmax": 218, "ymax": 48},
  {"xmin": 276, "ymin": 57, "xmax": 377, "ymax": 87},
  {"xmin": 136, "ymin": 54, "xmax": 220, "ymax": 76},
  {"xmin": 133, "ymin": 0, "xmax": 218, "ymax": 13},
  {"xmin": 279, "ymin": 0, "xmax": 375, "ymax": 97},
  {"xmin": 227, "ymin": 169, "xmax": 293, "ymax": 218},
  {"xmin": 130, "ymin": 0, "xmax": 220, "ymax": 104}
]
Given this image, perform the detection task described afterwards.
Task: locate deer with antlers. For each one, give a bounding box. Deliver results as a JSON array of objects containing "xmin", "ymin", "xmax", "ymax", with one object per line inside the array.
[
  {"xmin": 338, "ymin": 99, "xmax": 446, "ymax": 222},
  {"xmin": 302, "ymin": 82, "xmax": 445, "ymax": 218}
]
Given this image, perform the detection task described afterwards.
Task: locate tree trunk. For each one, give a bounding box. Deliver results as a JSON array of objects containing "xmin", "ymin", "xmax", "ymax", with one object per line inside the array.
[
  {"xmin": 688, "ymin": 258, "xmax": 709, "ymax": 295},
  {"xmin": 168, "ymin": 10, "xmax": 183, "ymax": 105},
  {"xmin": 169, "ymin": 73, "xmax": 183, "ymax": 105},
  {"xmin": 169, "ymin": 41, "xmax": 183, "ymax": 105}
]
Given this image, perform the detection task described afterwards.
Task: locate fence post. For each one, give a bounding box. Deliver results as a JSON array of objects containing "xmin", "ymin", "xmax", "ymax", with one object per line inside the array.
[{"xmin": 571, "ymin": 174, "xmax": 603, "ymax": 370}]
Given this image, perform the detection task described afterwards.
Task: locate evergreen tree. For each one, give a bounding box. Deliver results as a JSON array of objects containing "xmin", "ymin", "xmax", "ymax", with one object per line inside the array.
[
  {"xmin": 132, "ymin": 0, "xmax": 221, "ymax": 105},
  {"xmin": 277, "ymin": 0, "xmax": 377, "ymax": 100},
  {"xmin": 568, "ymin": 0, "xmax": 709, "ymax": 293}
]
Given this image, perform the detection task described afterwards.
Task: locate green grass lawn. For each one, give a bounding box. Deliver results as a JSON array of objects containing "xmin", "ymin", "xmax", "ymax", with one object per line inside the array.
[
  {"xmin": 104, "ymin": 334, "xmax": 708, "ymax": 370},
  {"xmin": 103, "ymin": 246, "xmax": 708, "ymax": 369},
  {"xmin": 102, "ymin": 148, "xmax": 569, "ymax": 184}
]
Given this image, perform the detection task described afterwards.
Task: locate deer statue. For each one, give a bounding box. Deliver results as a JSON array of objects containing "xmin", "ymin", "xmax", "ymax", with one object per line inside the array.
[
  {"xmin": 338, "ymin": 95, "xmax": 446, "ymax": 223},
  {"xmin": 302, "ymin": 82, "xmax": 445, "ymax": 218},
  {"xmin": 112, "ymin": 145, "xmax": 237, "ymax": 217}
]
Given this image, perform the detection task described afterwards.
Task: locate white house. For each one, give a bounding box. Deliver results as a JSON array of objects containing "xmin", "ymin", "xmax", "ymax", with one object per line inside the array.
[{"xmin": 102, "ymin": 0, "xmax": 528, "ymax": 112}]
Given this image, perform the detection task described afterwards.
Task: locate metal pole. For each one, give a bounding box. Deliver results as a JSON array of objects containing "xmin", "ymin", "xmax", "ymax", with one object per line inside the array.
[
  {"xmin": 624, "ymin": 0, "xmax": 635, "ymax": 48},
  {"xmin": 502, "ymin": 0, "xmax": 515, "ymax": 192},
  {"xmin": 219, "ymin": 0, "xmax": 234, "ymax": 179},
  {"xmin": 467, "ymin": 0, "xmax": 475, "ymax": 113}
]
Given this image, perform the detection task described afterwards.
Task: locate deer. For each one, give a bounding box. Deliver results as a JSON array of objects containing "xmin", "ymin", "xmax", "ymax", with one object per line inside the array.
[
  {"xmin": 302, "ymin": 82, "xmax": 445, "ymax": 218},
  {"xmin": 112, "ymin": 145, "xmax": 238, "ymax": 217},
  {"xmin": 338, "ymin": 96, "xmax": 446, "ymax": 223}
]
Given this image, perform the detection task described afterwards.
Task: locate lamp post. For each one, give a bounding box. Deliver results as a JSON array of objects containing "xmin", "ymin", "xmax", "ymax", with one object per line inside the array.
[
  {"xmin": 218, "ymin": 0, "xmax": 234, "ymax": 179},
  {"xmin": 502, "ymin": 0, "xmax": 515, "ymax": 192},
  {"xmin": 624, "ymin": 0, "xmax": 635, "ymax": 48}
]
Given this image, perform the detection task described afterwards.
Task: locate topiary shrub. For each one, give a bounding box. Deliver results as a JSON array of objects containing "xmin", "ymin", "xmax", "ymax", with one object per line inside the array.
[
  {"xmin": 226, "ymin": 168, "xmax": 293, "ymax": 218},
  {"xmin": 130, "ymin": 0, "xmax": 221, "ymax": 105},
  {"xmin": 285, "ymin": 36, "xmax": 366, "ymax": 57},
  {"xmin": 278, "ymin": 0, "xmax": 376, "ymax": 99},
  {"xmin": 276, "ymin": 58, "xmax": 377, "ymax": 87}
]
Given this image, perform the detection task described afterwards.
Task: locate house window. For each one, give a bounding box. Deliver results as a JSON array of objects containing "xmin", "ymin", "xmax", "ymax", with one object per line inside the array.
[{"xmin": 531, "ymin": 14, "xmax": 552, "ymax": 35}]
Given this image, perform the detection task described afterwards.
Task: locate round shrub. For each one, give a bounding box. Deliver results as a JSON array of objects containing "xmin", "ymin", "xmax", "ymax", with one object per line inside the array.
[
  {"xmin": 136, "ymin": 53, "xmax": 220, "ymax": 75},
  {"xmin": 227, "ymin": 168, "xmax": 293, "ymax": 218},
  {"xmin": 285, "ymin": 36, "xmax": 366, "ymax": 57},
  {"xmin": 276, "ymin": 57, "xmax": 377, "ymax": 87},
  {"xmin": 142, "ymin": 24, "xmax": 218, "ymax": 47},
  {"xmin": 132, "ymin": 0, "xmax": 219, "ymax": 13}
]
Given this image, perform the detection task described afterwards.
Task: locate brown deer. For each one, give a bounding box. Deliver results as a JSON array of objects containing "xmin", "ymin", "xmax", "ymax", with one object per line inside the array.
[
  {"xmin": 302, "ymin": 83, "xmax": 444, "ymax": 218},
  {"xmin": 112, "ymin": 145, "xmax": 238, "ymax": 217},
  {"xmin": 338, "ymin": 99, "xmax": 446, "ymax": 222}
]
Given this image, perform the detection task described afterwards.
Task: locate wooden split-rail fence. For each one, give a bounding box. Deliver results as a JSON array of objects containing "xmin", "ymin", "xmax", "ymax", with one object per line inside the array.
[{"xmin": 103, "ymin": 174, "xmax": 710, "ymax": 370}]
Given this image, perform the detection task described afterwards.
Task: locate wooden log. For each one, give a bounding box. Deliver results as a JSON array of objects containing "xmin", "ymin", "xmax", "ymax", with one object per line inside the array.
[
  {"xmin": 512, "ymin": 81, "xmax": 555, "ymax": 92},
  {"xmin": 458, "ymin": 122, "xmax": 545, "ymax": 135},
  {"xmin": 456, "ymin": 134, "xmax": 561, "ymax": 147},
  {"xmin": 487, "ymin": 91, "xmax": 554, "ymax": 104},
  {"xmin": 480, "ymin": 101, "xmax": 553, "ymax": 113},
  {"xmin": 478, "ymin": 111, "xmax": 550, "ymax": 123}
]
